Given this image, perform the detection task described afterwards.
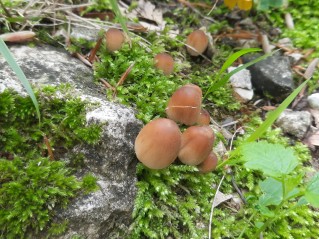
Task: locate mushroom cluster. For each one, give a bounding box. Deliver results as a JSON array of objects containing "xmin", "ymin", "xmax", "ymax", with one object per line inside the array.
[{"xmin": 134, "ymin": 84, "xmax": 218, "ymax": 173}]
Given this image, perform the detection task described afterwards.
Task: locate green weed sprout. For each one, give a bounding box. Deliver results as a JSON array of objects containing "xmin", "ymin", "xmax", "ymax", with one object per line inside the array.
[{"xmin": 238, "ymin": 141, "xmax": 319, "ymax": 238}]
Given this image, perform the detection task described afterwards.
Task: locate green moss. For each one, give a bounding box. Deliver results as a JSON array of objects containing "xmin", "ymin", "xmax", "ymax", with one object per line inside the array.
[
  {"xmin": 0, "ymin": 86, "xmax": 102, "ymax": 238},
  {"xmin": 131, "ymin": 164, "xmax": 214, "ymax": 239}
]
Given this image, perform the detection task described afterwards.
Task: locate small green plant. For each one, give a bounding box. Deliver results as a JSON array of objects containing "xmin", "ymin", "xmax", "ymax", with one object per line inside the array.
[{"xmin": 238, "ymin": 141, "xmax": 319, "ymax": 238}]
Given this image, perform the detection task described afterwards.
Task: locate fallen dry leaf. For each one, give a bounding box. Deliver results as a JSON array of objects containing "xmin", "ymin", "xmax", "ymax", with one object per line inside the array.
[
  {"xmin": 306, "ymin": 130, "xmax": 319, "ymax": 146},
  {"xmin": 212, "ymin": 191, "xmax": 233, "ymax": 208}
]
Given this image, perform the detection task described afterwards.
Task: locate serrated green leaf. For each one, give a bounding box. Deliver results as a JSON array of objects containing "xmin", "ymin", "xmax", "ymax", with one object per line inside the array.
[
  {"xmin": 258, "ymin": 205, "xmax": 275, "ymax": 217},
  {"xmin": 258, "ymin": 177, "xmax": 282, "ymax": 207},
  {"xmin": 305, "ymin": 172, "xmax": 319, "ymax": 207},
  {"xmin": 283, "ymin": 174, "xmax": 302, "ymax": 199},
  {"xmin": 297, "ymin": 196, "xmax": 308, "ymax": 206},
  {"xmin": 241, "ymin": 141, "xmax": 298, "ymax": 178}
]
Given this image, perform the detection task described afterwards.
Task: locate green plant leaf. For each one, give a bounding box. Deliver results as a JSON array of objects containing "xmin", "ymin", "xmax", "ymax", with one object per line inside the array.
[
  {"xmin": 0, "ymin": 39, "xmax": 41, "ymax": 123},
  {"xmin": 241, "ymin": 141, "xmax": 298, "ymax": 178},
  {"xmin": 246, "ymin": 78, "xmax": 311, "ymax": 142},
  {"xmin": 305, "ymin": 172, "xmax": 319, "ymax": 207},
  {"xmin": 283, "ymin": 174, "xmax": 302, "ymax": 199},
  {"xmin": 258, "ymin": 177, "xmax": 283, "ymax": 207},
  {"xmin": 258, "ymin": 205, "xmax": 275, "ymax": 217}
]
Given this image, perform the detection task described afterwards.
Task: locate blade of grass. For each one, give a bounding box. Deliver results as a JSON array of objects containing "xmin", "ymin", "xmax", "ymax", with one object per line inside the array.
[
  {"xmin": 204, "ymin": 50, "xmax": 277, "ymax": 99},
  {"xmin": 0, "ymin": 38, "xmax": 41, "ymax": 123},
  {"xmin": 245, "ymin": 59, "xmax": 319, "ymax": 142},
  {"xmin": 109, "ymin": 0, "xmax": 130, "ymax": 40},
  {"xmin": 218, "ymin": 48, "xmax": 261, "ymax": 75}
]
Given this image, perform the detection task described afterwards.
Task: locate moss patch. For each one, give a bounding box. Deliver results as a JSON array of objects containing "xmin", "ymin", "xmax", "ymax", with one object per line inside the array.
[{"xmin": 0, "ymin": 86, "xmax": 101, "ymax": 238}]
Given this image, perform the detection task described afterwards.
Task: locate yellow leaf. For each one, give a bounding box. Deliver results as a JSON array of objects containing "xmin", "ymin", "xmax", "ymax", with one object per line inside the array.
[
  {"xmin": 238, "ymin": 0, "xmax": 253, "ymax": 10},
  {"xmin": 224, "ymin": 0, "xmax": 238, "ymax": 9}
]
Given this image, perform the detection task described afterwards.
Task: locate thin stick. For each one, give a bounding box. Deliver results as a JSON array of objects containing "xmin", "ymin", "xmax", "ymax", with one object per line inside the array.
[
  {"xmin": 207, "ymin": 0, "xmax": 219, "ymax": 16},
  {"xmin": 208, "ymin": 174, "xmax": 225, "ymax": 239},
  {"xmin": 43, "ymin": 135, "xmax": 54, "ymax": 160}
]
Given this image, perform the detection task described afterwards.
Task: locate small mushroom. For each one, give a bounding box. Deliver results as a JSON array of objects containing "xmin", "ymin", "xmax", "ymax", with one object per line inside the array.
[
  {"xmin": 197, "ymin": 151, "xmax": 218, "ymax": 173},
  {"xmin": 105, "ymin": 28, "xmax": 125, "ymax": 52},
  {"xmin": 178, "ymin": 126, "xmax": 215, "ymax": 166},
  {"xmin": 134, "ymin": 118, "xmax": 181, "ymax": 169},
  {"xmin": 186, "ymin": 30, "xmax": 208, "ymax": 56},
  {"xmin": 154, "ymin": 53, "xmax": 174, "ymax": 75},
  {"xmin": 197, "ymin": 108, "xmax": 211, "ymax": 125},
  {"xmin": 166, "ymin": 84, "xmax": 202, "ymax": 126}
]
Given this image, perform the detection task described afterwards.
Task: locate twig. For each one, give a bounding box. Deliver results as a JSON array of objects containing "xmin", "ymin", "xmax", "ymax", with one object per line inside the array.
[
  {"xmin": 0, "ymin": 0, "xmax": 12, "ymax": 18},
  {"xmin": 43, "ymin": 135, "xmax": 54, "ymax": 160},
  {"xmin": 88, "ymin": 36, "xmax": 103, "ymax": 63},
  {"xmin": 99, "ymin": 78, "xmax": 116, "ymax": 91},
  {"xmin": 207, "ymin": 0, "xmax": 219, "ymax": 16},
  {"xmin": 208, "ymin": 174, "xmax": 225, "ymax": 239},
  {"xmin": 231, "ymin": 174, "xmax": 247, "ymax": 204},
  {"xmin": 113, "ymin": 62, "xmax": 135, "ymax": 98}
]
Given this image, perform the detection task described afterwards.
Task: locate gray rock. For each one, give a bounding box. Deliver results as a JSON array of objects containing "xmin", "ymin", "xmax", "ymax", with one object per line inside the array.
[
  {"xmin": 242, "ymin": 53, "xmax": 295, "ymax": 99},
  {"xmin": 0, "ymin": 44, "xmax": 142, "ymax": 238},
  {"xmin": 307, "ymin": 93, "xmax": 319, "ymax": 110},
  {"xmin": 228, "ymin": 66, "xmax": 252, "ymax": 89},
  {"xmin": 0, "ymin": 45, "xmax": 101, "ymax": 97},
  {"xmin": 70, "ymin": 26, "xmax": 100, "ymax": 42},
  {"xmin": 276, "ymin": 110, "xmax": 312, "ymax": 139},
  {"xmin": 278, "ymin": 38, "xmax": 294, "ymax": 48},
  {"xmin": 228, "ymin": 65, "xmax": 254, "ymax": 102},
  {"xmin": 288, "ymin": 52, "xmax": 303, "ymax": 65}
]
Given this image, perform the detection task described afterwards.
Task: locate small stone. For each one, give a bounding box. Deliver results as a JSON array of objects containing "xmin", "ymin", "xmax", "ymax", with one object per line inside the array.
[
  {"xmin": 228, "ymin": 66, "xmax": 252, "ymax": 89},
  {"xmin": 288, "ymin": 52, "xmax": 303, "ymax": 65},
  {"xmin": 233, "ymin": 88, "xmax": 254, "ymax": 102},
  {"xmin": 307, "ymin": 93, "xmax": 319, "ymax": 110},
  {"xmin": 70, "ymin": 26, "xmax": 100, "ymax": 42},
  {"xmin": 228, "ymin": 65, "xmax": 254, "ymax": 102},
  {"xmin": 238, "ymin": 39, "xmax": 259, "ymax": 49},
  {"xmin": 242, "ymin": 54, "xmax": 295, "ymax": 100},
  {"xmin": 278, "ymin": 38, "xmax": 294, "ymax": 48},
  {"xmin": 276, "ymin": 110, "xmax": 312, "ymax": 139}
]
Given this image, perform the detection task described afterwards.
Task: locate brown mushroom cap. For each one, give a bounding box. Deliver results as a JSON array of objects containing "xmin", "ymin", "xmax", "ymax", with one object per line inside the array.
[
  {"xmin": 197, "ymin": 108, "xmax": 210, "ymax": 125},
  {"xmin": 178, "ymin": 125, "xmax": 215, "ymax": 166},
  {"xmin": 154, "ymin": 53, "xmax": 174, "ymax": 75},
  {"xmin": 134, "ymin": 118, "xmax": 181, "ymax": 169},
  {"xmin": 166, "ymin": 84, "xmax": 202, "ymax": 126},
  {"xmin": 105, "ymin": 28, "xmax": 125, "ymax": 52},
  {"xmin": 197, "ymin": 151, "xmax": 218, "ymax": 173},
  {"xmin": 186, "ymin": 30, "xmax": 208, "ymax": 56}
]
